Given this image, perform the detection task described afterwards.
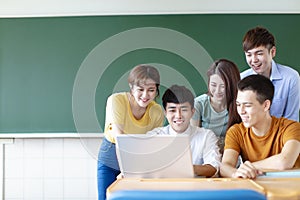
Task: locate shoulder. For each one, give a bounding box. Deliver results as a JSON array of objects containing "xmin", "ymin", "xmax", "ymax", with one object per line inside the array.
[
  {"xmin": 195, "ymin": 94, "xmax": 209, "ymax": 102},
  {"xmin": 274, "ymin": 62, "xmax": 299, "ymax": 82},
  {"xmin": 108, "ymin": 92, "xmax": 128, "ymax": 103},
  {"xmin": 240, "ymin": 68, "xmax": 255, "ymax": 79},
  {"xmin": 194, "ymin": 94, "xmax": 210, "ymax": 108},
  {"xmin": 192, "ymin": 126, "xmax": 217, "ymax": 139},
  {"xmin": 276, "ymin": 62, "xmax": 299, "ymax": 75},
  {"xmin": 106, "ymin": 93, "xmax": 128, "ymax": 110},
  {"xmin": 274, "ymin": 117, "xmax": 300, "ymax": 130},
  {"xmin": 272, "ymin": 117, "xmax": 300, "ymax": 141},
  {"xmin": 227, "ymin": 123, "xmax": 246, "ymax": 136}
]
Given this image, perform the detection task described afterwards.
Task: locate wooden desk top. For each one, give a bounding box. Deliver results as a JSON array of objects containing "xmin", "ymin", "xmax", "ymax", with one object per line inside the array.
[
  {"xmin": 255, "ymin": 177, "xmax": 300, "ymax": 200},
  {"xmin": 107, "ymin": 178, "xmax": 266, "ymax": 194},
  {"xmin": 107, "ymin": 177, "xmax": 300, "ymax": 200}
]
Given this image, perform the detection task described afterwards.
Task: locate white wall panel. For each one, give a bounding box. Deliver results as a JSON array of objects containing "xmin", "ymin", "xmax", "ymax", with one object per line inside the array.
[{"xmin": 0, "ymin": 0, "xmax": 300, "ymax": 17}]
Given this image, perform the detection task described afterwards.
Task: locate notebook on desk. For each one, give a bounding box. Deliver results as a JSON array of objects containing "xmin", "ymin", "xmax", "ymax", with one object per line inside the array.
[
  {"xmin": 262, "ymin": 169, "xmax": 300, "ymax": 178},
  {"xmin": 115, "ymin": 134, "xmax": 195, "ymax": 178}
]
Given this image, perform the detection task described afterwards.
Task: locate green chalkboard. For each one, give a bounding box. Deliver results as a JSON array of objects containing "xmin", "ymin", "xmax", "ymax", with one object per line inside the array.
[{"xmin": 0, "ymin": 14, "xmax": 299, "ymax": 133}]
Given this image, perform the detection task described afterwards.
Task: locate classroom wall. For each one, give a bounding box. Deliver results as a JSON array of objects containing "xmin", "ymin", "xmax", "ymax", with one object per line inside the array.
[
  {"xmin": 0, "ymin": 0, "xmax": 300, "ymax": 17},
  {"xmin": 1, "ymin": 1, "xmax": 300, "ymax": 200},
  {"xmin": 3, "ymin": 138, "xmax": 100, "ymax": 200}
]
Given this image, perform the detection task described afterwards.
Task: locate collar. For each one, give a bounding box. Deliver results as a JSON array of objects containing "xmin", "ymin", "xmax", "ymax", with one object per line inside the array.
[{"xmin": 269, "ymin": 60, "xmax": 282, "ymax": 81}]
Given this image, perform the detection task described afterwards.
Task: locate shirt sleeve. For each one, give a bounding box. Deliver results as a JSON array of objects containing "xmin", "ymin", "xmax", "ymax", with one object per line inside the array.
[
  {"xmin": 283, "ymin": 74, "xmax": 300, "ymax": 121},
  {"xmin": 192, "ymin": 97, "xmax": 202, "ymax": 121},
  {"xmin": 104, "ymin": 94, "xmax": 126, "ymax": 132},
  {"xmin": 282, "ymin": 120, "xmax": 300, "ymax": 143},
  {"xmin": 224, "ymin": 125, "xmax": 242, "ymax": 153},
  {"xmin": 202, "ymin": 130, "xmax": 221, "ymax": 170}
]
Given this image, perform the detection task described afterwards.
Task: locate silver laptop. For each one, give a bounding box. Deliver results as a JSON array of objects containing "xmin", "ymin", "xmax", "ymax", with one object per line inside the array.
[{"xmin": 115, "ymin": 134, "xmax": 194, "ymax": 178}]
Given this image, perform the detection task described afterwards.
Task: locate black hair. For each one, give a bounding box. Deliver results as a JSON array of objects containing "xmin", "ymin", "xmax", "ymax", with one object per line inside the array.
[
  {"xmin": 162, "ymin": 85, "xmax": 194, "ymax": 110},
  {"xmin": 238, "ymin": 74, "xmax": 274, "ymax": 104}
]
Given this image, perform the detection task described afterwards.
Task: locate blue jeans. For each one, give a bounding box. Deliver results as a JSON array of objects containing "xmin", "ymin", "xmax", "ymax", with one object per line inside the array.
[{"xmin": 97, "ymin": 138, "xmax": 120, "ymax": 200}]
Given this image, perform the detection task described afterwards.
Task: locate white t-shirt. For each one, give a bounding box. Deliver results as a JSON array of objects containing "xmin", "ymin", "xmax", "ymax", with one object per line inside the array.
[{"xmin": 147, "ymin": 124, "xmax": 221, "ymax": 171}]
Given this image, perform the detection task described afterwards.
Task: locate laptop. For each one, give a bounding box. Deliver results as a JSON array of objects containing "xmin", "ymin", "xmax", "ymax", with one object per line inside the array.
[{"xmin": 115, "ymin": 134, "xmax": 195, "ymax": 178}]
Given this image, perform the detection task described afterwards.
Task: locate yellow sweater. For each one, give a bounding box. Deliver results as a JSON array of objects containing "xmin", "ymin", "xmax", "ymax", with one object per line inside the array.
[{"xmin": 104, "ymin": 92, "xmax": 164, "ymax": 143}]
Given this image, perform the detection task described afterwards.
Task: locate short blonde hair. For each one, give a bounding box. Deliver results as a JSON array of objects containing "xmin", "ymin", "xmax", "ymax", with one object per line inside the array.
[{"xmin": 128, "ymin": 64, "xmax": 160, "ymax": 97}]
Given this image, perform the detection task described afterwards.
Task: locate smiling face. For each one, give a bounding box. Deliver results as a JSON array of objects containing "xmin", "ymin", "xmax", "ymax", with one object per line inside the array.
[
  {"xmin": 209, "ymin": 74, "xmax": 226, "ymax": 103},
  {"xmin": 165, "ymin": 102, "xmax": 194, "ymax": 133},
  {"xmin": 130, "ymin": 78, "xmax": 157, "ymax": 108},
  {"xmin": 245, "ymin": 45, "xmax": 276, "ymax": 78},
  {"xmin": 236, "ymin": 90, "xmax": 270, "ymax": 129}
]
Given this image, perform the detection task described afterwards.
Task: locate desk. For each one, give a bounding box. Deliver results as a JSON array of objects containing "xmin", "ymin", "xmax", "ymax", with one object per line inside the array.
[
  {"xmin": 107, "ymin": 178, "xmax": 266, "ymax": 199},
  {"xmin": 107, "ymin": 177, "xmax": 300, "ymax": 200},
  {"xmin": 255, "ymin": 177, "xmax": 300, "ymax": 200}
]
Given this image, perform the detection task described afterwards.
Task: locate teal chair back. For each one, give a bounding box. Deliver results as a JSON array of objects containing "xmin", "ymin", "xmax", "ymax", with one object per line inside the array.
[{"xmin": 108, "ymin": 189, "xmax": 266, "ymax": 200}]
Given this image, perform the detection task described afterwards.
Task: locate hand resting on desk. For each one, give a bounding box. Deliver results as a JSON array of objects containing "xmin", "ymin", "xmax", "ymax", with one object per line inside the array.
[{"xmin": 232, "ymin": 161, "xmax": 264, "ymax": 179}]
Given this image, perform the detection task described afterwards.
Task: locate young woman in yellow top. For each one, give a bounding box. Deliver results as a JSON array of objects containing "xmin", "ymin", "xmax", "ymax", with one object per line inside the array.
[{"xmin": 97, "ymin": 64, "xmax": 164, "ymax": 200}]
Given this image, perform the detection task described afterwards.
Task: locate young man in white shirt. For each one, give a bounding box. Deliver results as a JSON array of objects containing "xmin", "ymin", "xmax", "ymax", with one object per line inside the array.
[{"xmin": 147, "ymin": 85, "xmax": 221, "ymax": 177}]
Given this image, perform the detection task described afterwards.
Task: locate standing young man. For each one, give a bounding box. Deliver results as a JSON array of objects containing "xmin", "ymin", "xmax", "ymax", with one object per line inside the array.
[
  {"xmin": 241, "ymin": 26, "xmax": 300, "ymax": 121},
  {"xmin": 147, "ymin": 85, "xmax": 221, "ymax": 177},
  {"xmin": 220, "ymin": 75, "xmax": 300, "ymax": 179}
]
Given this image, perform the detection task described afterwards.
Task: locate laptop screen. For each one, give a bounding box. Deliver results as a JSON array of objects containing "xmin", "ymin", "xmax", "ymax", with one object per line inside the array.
[{"xmin": 115, "ymin": 134, "xmax": 194, "ymax": 178}]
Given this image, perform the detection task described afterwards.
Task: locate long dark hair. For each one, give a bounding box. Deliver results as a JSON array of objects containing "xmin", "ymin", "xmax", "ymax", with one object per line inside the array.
[{"xmin": 207, "ymin": 59, "xmax": 242, "ymax": 129}]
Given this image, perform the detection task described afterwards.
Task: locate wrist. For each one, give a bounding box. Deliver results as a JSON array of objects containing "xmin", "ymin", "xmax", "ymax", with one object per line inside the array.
[{"xmin": 231, "ymin": 170, "xmax": 237, "ymax": 178}]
